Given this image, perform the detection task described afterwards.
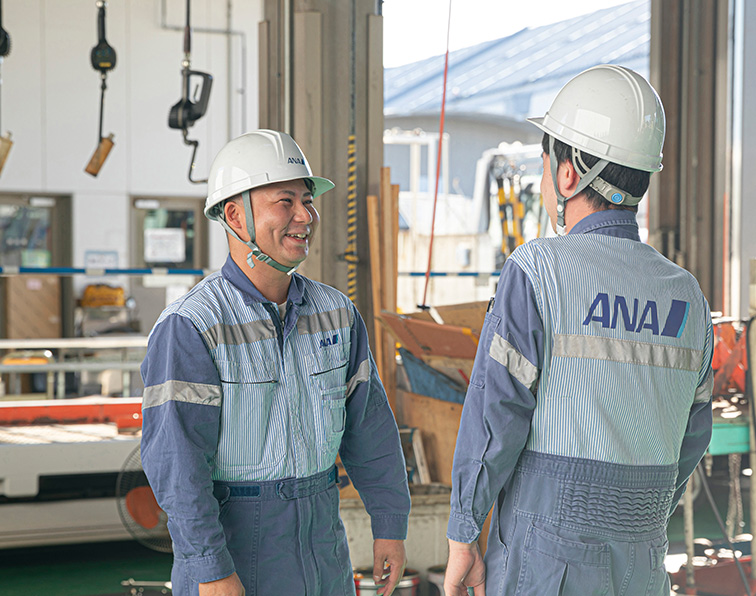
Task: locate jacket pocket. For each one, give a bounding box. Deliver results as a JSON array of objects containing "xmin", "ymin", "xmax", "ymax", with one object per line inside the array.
[
  {"xmin": 309, "ymin": 344, "xmax": 348, "ymax": 451},
  {"xmin": 214, "ymin": 358, "xmax": 285, "ymax": 472},
  {"xmin": 470, "ymin": 312, "xmax": 501, "ymax": 389}
]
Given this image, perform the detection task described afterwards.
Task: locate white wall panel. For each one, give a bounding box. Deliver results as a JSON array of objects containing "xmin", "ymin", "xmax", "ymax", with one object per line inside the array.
[
  {"xmin": 0, "ymin": 0, "xmax": 261, "ymax": 277},
  {"xmin": 1, "ymin": 1, "xmax": 45, "ymax": 189}
]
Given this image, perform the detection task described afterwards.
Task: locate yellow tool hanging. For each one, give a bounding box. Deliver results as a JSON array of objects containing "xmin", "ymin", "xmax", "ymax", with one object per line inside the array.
[{"xmin": 495, "ymin": 163, "xmax": 526, "ymax": 261}]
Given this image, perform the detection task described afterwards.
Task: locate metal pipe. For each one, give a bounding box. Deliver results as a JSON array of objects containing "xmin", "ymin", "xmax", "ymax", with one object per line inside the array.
[{"xmin": 730, "ymin": 0, "xmax": 744, "ymax": 318}]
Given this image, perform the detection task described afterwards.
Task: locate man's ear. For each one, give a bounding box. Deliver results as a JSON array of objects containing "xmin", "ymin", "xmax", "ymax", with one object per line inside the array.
[
  {"xmin": 224, "ymin": 200, "xmax": 245, "ymax": 234},
  {"xmin": 556, "ymin": 159, "xmax": 580, "ymax": 198}
]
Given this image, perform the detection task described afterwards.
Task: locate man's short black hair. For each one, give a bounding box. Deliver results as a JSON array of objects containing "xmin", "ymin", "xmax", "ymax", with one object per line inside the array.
[{"xmin": 541, "ymin": 133, "xmax": 650, "ymax": 212}]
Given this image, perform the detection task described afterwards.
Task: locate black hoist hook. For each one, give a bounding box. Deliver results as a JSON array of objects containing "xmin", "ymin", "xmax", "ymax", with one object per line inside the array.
[{"xmin": 168, "ymin": 0, "xmax": 212, "ymax": 184}]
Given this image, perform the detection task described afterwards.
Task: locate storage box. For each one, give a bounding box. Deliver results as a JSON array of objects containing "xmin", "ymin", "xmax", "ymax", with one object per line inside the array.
[{"xmin": 1, "ymin": 276, "xmax": 62, "ymax": 339}]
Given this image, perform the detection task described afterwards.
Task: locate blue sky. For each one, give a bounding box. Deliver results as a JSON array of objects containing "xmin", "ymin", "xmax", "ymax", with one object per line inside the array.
[{"xmin": 383, "ymin": 0, "xmax": 633, "ymax": 68}]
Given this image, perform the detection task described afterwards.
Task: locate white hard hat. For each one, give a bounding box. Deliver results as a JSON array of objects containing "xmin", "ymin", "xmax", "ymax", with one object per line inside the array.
[
  {"xmin": 204, "ymin": 129, "xmax": 334, "ymax": 220},
  {"xmin": 528, "ymin": 64, "xmax": 665, "ymax": 172}
]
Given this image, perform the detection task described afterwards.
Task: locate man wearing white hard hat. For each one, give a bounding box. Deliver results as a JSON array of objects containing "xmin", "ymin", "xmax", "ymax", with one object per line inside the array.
[
  {"xmin": 444, "ymin": 65, "xmax": 713, "ymax": 595},
  {"xmin": 141, "ymin": 130, "xmax": 410, "ymax": 596}
]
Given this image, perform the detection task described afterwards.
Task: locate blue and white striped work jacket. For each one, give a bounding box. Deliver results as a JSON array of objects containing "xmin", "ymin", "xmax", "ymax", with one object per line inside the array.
[
  {"xmin": 141, "ymin": 256, "xmax": 410, "ymax": 584},
  {"xmin": 448, "ymin": 210, "xmax": 713, "ymax": 543}
]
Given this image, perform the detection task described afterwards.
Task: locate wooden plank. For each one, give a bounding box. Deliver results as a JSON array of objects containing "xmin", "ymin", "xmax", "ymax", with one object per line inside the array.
[
  {"xmin": 378, "ymin": 311, "xmax": 479, "ymax": 360},
  {"xmin": 384, "ymin": 182, "xmax": 400, "ymax": 414},
  {"xmin": 434, "ymin": 301, "xmax": 488, "ymax": 336},
  {"xmin": 398, "ymin": 389, "xmax": 492, "ymax": 554},
  {"xmin": 380, "ymin": 167, "xmax": 395, "ymax": 312},
  {"xmin": 400, "ymin": 427, "xmax": 431, "ymax": 485},
  {"xmin": 399, "ymin": 390, "xmax": 462, "ymax": 486},
  {"xmin": 404, "ymin": 310, "xmax": 436, "ymax": 322},
  {"xmin": 390, "ymin": 183, "xmax": 400, "ymax": 311},
  {"xmin": 367, "ymin": 194, "xmax": 385, "ymax": 379},
  {"xmin": 379, "ymin": 167, "xmax": 398, "ymax": 415}
]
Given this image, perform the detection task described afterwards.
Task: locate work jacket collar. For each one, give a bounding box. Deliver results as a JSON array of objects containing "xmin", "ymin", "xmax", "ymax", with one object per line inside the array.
[
  {"xmin": 221, "ymin": 254, "xmax": 306, "ymax": 307},
  {"xmin": 568, "ymin": 209, "xmax": 641, "ymax": 241}
]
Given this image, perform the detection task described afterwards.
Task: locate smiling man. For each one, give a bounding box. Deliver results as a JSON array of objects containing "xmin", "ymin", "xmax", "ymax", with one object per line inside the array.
[{"xmin": 140, "ymin": 130, "xmax": 410, "ymax": 596}]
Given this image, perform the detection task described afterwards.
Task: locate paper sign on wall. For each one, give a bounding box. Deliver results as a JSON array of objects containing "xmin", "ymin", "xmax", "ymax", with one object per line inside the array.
[{"xmin": 144, "ymin": 228, "xmax": 186, "ymax": 263}]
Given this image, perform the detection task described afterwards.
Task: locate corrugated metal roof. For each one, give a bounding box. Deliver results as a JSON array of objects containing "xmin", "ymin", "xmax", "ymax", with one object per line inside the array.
[{"xmin": 384, "ymin": 0, "xmax": 650, "ymax": 119}]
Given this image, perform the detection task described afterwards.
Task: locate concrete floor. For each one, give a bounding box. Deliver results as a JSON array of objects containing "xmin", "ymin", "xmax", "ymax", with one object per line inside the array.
[{"xmin": 0, "ymin": 471, "xmax": 747, "ymax": 596}]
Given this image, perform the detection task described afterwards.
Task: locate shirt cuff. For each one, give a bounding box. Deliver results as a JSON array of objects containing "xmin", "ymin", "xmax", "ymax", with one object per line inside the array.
[
  {"xmin": 179, "ymin": 548, "xmax": 236, "ymax": 584},
  {"xmin": 446, "ymin": 511, "xmax": 484, "ymax": 543},
  {"xmin": 371, "ymin": 514, "xmax": 409, "ymax": 540}
]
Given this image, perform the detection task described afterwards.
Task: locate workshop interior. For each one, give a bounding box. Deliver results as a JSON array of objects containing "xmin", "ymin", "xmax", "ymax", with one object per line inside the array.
[{"xmin": 2, "ymin": 1, "xmax": 756, "ymax": 595}]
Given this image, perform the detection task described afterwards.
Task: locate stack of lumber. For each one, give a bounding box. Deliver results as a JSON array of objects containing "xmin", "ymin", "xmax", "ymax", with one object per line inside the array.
[{"xmin": 377, "ymin": 301, "xmax": 487, "ymax": 403}]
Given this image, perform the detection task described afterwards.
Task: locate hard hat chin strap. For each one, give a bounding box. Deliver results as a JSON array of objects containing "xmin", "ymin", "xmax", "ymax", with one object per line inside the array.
[
  {"xmin": 217, "ymin": 190, "xmax": 299, "ymax": 275},
  {"xmin": 549, "ymin": 136, "xmax": 610, "ymax": 235},
  {"xmin": 571, "ymin": 148, "xmax": 644, "ymax": 208}
]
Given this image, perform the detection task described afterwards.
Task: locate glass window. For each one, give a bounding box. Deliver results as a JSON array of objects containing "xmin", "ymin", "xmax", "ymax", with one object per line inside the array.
[
  {"xmin": 132, "ymin": 198, "xmax": 206, "ymax": 270},
  {"xmin": 0, "ymin": 201, "xmax": 53, "ymax": 267}
]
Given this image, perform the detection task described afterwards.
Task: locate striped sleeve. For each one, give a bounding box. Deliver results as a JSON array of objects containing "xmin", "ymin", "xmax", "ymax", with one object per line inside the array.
[
  {"xmin": 140, "ymin": 313, "xmax": 234, "ymax": 583},
  {"xmin": 448, "ymin": 259, "xmax": 543, "ymax": 542},
  {"xmin": 670, "ymin": 297, "xmax": 714, "ymax": 513}
]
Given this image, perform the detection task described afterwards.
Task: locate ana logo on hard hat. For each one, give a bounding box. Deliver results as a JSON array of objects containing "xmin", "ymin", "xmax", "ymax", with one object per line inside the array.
[{"xmin": 288, "ymin": 157, "xmax": 304, "ymax": 165}]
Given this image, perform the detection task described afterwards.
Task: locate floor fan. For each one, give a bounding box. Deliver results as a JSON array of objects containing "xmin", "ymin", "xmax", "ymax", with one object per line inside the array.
[{"xmin": 115, "ymin": 444, "xmax": 172, "ymax": 594}]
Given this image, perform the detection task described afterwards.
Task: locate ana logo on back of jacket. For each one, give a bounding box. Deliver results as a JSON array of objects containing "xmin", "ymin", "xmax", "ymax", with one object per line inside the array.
[
  {"xmin": 583, "ymin": 293, "xmax": 690, "ymax": 338},
  {"xmin": 320, "ymin": 334, "xmax": 339, "ymax": 348}
]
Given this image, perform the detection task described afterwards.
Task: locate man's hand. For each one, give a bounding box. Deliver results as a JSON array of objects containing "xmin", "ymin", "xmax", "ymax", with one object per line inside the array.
[
  {"xmin": 444, "ymin": 539, "xmax": 486, "ymax": 596},
  {"xmin": 372, "ymin": 538, "xmax": 407, "ymax": 596},
  {"xmin": 198, "ymin": 572, "xmax": 245, "ymax": 596}
]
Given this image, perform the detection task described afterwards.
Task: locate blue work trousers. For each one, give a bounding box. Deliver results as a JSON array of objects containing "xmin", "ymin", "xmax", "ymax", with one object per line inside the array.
[
  {"xmin": 171, "ymin": 467, "xmax": 356, "ymax": 596},
  {"xmin": 485, "ymin": 451, "xmax": 675, "ymax": 596}
]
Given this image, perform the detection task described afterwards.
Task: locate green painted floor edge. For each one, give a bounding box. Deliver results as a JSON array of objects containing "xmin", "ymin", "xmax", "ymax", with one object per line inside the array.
[
  {"xmin": 0, "ymin": 540, "xmax": 172, "ymax": 596},
  {"xmin": 0, "ymin": 482, "xmax": 746, "ymax": 595}
]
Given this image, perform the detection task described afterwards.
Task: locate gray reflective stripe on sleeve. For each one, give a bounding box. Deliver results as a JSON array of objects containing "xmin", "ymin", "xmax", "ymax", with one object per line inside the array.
[
  {"xmin": 489, "ymin": 333, "xmax": 539, "ymax": 391},
  {"xmin": 346, "ymin": 358, "xmax": 370, "ymax": 397},
  {"xmin": 694, "ymin": 369, "xmax": 713, "ymax": 404},
  {"xmin": 553, "ymin": 334, "xmax": 703, "ymax": 372},
  {"xmin": 142, "ymin": 380, "xmax": 221, "ymax": 410},
  {"xmin": 297, "ymin": 307, "xmax": 352, "ymax": 335},
  {"xmin": 200, "ymin": 320, "xmax": 276, "ymax": 350}
]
